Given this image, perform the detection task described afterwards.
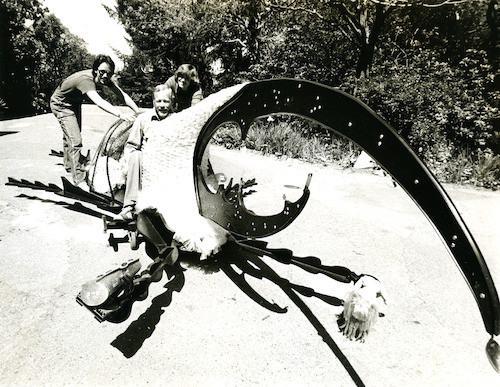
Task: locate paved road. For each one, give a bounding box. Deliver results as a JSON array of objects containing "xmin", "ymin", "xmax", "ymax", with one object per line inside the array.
[{"xmin": 1, "ymin": 105, "xmax": 499, "ymax": 386}]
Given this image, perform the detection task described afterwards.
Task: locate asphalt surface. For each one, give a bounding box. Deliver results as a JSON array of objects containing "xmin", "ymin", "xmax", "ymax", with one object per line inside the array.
[{"xmin": 1, "ymin": 105, "xmax": 499, "ymax": 386}]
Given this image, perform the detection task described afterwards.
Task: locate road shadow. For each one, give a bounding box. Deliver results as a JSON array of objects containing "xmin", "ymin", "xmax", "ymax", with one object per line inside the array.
[
  {"xmin": 14, "ymin": 193, "xmax": 113, "ymax": 220},
  {"xmin": 0, "ymin": 131, "xmax": 18, "ymax": 137},
  {"xmin": 6, "ymin": 176, "xmax": 366, "ymax": 386},
  {"xmin": 214, "ymin": 241, "xmax": 365, "ymax": 387},
  {"xmin": 111, "ymin": 263, "xmax": 186, "ymax": 358},
  {"xmin": 112, "ymin": 241, "xmax": 365, "ymax": 385}
]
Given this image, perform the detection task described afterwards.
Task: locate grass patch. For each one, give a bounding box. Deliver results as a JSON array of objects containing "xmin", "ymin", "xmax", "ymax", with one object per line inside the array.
[
  {"xmin": 210, "ymin": 114, "xmax": 499, "ymax": 190},
  {"xmin": 211, "ymin": 115, "xmax": 359, "ymax": 168}
]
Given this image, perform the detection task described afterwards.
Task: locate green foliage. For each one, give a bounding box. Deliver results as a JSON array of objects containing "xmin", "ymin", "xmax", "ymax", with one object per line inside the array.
[
  {"xmin": 340, "ymin": 50, "xmax": 499, "ymax": 187},
  {"xmin": 0, "ymin": 0, "xmax": 91, "ymax": 118},
  {"xmin": 2, "ymin": 0, "xmax": 497, "ymax": 187},
  {"xmin": 112, "ymin": 0, "xmax": 352, "ymax": 106},
  {"xmin": 241, "ymin": 17, "xmax": 354, "ymax": 85},
  {"xmin": 107, "ymin": 0, "xmax": 498, "ymax": 188},
  {"xmin": 474, "ymin": 150, "xmax": 500, "ymax": 189},
  {"xmin": 29, "ymin": 14, "xmax": 92, "ymax": 113},
  {"xmin": 211, "ymin": 116, "xmax": 357, "ymax": 167},
  {"xmin": 393, "ymin": 1, "xmax": 492, "ymax": 64},
  {"xmin": 110, "ymin": 0, "xmax": 202, "ymax": 106}
]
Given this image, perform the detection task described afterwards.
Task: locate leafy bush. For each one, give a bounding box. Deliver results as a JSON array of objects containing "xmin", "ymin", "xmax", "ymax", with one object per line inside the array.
[
  {"xmin": 339, "ymin": 50, "xmax": 499, "ymax": 188},
  {"xmin": 210, "ymin": 53, "xmax": 500, "ymax": 189},
  {"xmin": 109, "ymin": 0, "xmax": 499, "ymax": 189},
  {"xmin": 474, "ymin": 150, "xmax": 500, "ymax": 189},
  {"xmin": 1, "ymin": 1, "xmax": 91, "ymax": 118},
  {"xmin": 211, "ymin": 115, "xmax": 358, "ymax": 167}
]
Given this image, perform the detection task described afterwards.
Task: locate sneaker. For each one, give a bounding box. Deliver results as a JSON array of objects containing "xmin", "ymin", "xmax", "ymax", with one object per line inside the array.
[{"xmin": 118, "ymin": 205, "xmax": 135, "ymax": 221}]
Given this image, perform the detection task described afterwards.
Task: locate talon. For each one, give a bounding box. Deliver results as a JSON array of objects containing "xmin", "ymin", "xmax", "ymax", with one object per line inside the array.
[
  {"xmin": 486, "ymin": 336, "xmax": 500, "ymax": 373},
  {"xmin": 340, "ymin": 275, "xmax": 387, "ymax": 342}
]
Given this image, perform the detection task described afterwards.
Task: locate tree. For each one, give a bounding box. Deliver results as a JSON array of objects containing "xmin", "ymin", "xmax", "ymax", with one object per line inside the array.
[
  {"xmin": 105, "ymin": 0, "xmax": 195, "ymax": 106},
  {"xmin": 0, "ymin": 0, "xmax": 42, "ymax": 117},
  {"xmin": 487, "ymin": 0, "xmax": 500, "ymax": 58},
  {"xmin": 109, "ymin": 0, "xmax": 282, "ymax": 102},
  {"xmin": 266, "ymin": 0, "xmax": 487, "ymax": 78},
  {"xmin": 0, "ymin": 0, "xmax": 91, "ymax": 118}
]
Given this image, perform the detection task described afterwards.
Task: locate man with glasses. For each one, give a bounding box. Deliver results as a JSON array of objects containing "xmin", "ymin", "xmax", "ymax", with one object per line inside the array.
[{"xmin": 50, "ymin": 54, "xmax": 140, "ymax": 190}]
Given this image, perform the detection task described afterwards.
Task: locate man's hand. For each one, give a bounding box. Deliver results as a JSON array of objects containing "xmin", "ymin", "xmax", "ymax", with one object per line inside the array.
[{"xmin": 119, "ymin": 112, "xmax": 136, "ymax": 122}]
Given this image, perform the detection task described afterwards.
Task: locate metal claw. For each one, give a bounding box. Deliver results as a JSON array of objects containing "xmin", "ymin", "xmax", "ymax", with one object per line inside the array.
[{"xmin": 486, "ymin": 336, "xmax": 500, "ymax": 373}]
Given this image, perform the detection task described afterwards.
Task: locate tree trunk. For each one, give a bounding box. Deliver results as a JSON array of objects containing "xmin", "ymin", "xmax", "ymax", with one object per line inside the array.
[
  {"xmin": 339, "ymin": 2, "xmax": 390, "ymax": 79},
  {"xmin": 356, "ymin": 41, "xmax": 375, "ymax": 78}
]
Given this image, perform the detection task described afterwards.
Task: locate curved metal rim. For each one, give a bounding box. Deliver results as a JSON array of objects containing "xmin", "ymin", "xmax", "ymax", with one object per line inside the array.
[{"xmin": 193, "ymin": 78, "xmax": 500, "ymax": 336}]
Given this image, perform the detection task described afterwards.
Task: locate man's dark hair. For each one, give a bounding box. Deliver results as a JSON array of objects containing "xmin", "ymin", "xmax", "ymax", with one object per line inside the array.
[{"xmin": 92, "ymin": 54, "xmax": 115, "ymax": 77}]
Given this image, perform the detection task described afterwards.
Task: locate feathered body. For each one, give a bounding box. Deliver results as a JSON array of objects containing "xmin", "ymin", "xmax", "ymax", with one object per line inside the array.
[{"xmin": 137, "ymin": 84, "xmax": 245, "ymax": 258}]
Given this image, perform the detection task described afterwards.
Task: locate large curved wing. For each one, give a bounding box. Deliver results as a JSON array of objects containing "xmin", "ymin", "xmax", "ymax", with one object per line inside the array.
[{"xmin": 193, "ymin": 78, "xmax": 500, "ymax": 338}]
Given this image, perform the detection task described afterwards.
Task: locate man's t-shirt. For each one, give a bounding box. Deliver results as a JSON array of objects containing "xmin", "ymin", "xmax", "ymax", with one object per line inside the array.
[
  {"xmin": 50, "ymin": 69, "xmax": 124, "ymax": 111},
  {"xmin": 50, "ymin": 70, "xmax": 96, "ymax": 110}
]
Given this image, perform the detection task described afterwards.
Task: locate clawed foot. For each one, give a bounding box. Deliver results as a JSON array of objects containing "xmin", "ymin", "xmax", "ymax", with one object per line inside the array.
[{"xmin": 338, "ymin": 275, "xmax": 387, "ymax": 341}]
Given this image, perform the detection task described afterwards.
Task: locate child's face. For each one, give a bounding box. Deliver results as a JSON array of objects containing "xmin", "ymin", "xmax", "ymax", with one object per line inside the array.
[{"xmin": 177, "ymin": 75, "xmax": 191, "ymax": 91}]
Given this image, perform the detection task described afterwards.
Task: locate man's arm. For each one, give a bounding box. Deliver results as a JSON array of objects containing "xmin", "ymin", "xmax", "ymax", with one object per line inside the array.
[
  {"xmin": 86, "ymin": 90, "xmax": 135, "ymax": 122},
  {"xmin": 112, "ymin": 83, "xmax": 141, "ymax": 114}
]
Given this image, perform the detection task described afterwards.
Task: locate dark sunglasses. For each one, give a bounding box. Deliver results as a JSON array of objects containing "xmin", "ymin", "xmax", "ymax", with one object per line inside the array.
[{"xmin": 98, "ymin": 69, "xmax": 113, "ymax": 77}]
